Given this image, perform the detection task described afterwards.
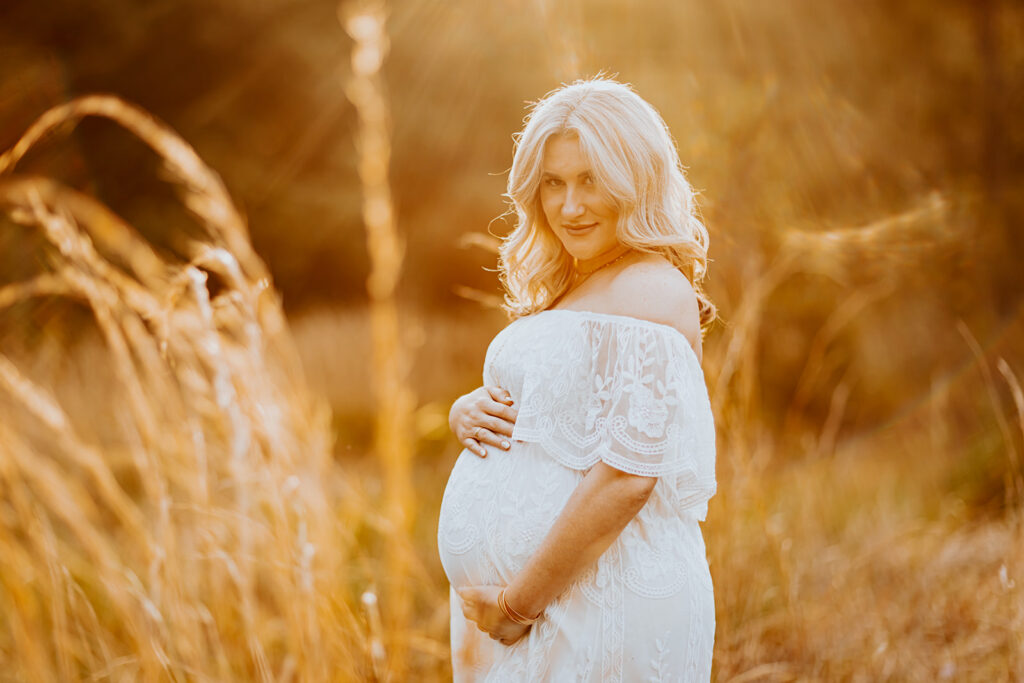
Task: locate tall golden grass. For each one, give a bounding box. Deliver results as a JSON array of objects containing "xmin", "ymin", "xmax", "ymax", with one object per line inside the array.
[
  {"xmin": 343, "ymin": 2, "xmax": 417, "ymax": 679},
  {"xmin": 0, "ymin": 96, "xmax": 372, "ymax": 680}
]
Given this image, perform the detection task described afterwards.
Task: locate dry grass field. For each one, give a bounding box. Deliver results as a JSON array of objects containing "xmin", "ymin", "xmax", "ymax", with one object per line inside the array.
[
  {"xmin": 6, "ymin": 272, "xmax": 1022, "ymax": 681},
  {"xmin": 7, "ymin": 266, "xmax": 1021, "ymax": 681}
]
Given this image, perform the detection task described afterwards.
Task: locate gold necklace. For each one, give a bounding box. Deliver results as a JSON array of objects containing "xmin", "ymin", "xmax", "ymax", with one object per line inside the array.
[
  {"xmin": 574, "ymin": 245, "xmax": 634, "ymax": 279},
  {"xmin": 549, "ymin": 246, "xmax": 635, "ymax": 310}
]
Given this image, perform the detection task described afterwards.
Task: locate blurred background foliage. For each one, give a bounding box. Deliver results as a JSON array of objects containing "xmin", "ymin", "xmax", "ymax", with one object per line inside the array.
[{"xmin": 2, "ymin": 0, "xmax": 1022, "ymax": 446}]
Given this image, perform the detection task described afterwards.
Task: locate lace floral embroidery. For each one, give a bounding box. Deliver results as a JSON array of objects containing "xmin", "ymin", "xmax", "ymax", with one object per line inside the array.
[{"xmin": 494, "ymin": 310, "xmax": 716, "ymax": 517}]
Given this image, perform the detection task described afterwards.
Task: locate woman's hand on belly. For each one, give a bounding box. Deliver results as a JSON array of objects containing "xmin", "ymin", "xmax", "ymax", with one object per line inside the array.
[
  {"xmin": 449, "ymin": 385, "xmax": 518, "ymax": 457},
  {"xmin": 457, "ymin": 585, "xmax": 531, "ymax": 646}
]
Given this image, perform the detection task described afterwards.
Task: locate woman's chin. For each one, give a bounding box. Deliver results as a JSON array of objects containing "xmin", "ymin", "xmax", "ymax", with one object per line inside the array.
[
  {"xmin": 558, "ymin": 237, "xmax": 617, "ymax": 262},
  {"xmin": 568, "ymin": 245, "xmax": 616, "ymax": 262}
]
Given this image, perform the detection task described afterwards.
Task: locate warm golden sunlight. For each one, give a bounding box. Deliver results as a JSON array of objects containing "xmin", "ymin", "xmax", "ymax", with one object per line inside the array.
[{"xmin": 0, "ymin": 0, "xmax": 1021, "ymax": 680}]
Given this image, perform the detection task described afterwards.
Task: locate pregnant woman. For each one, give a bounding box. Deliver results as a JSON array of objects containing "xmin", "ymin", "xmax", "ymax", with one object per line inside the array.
[{"xmin": 437, "ymin": 77, "xmax": 718, "ymax": 681}]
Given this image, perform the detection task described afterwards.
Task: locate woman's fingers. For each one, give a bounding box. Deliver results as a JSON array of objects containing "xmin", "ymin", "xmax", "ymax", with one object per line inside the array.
[
  {"xmin": 475, "ymin": 399, "xmax": 516, "ymax": 434},
  {"xmin": 491, "ymin": 402, "xmax": 518, "ymax": 424},
  {"xmin": 482, "ymin": 387, "xmax": 517, "ymax": 424},
  {"xmin": 460, "ymin": 437, "xmax": 487, "ymax": 458},
  {"xmin": 458, "ymin": 588, "xmax": 480, "ymax": 621},
  {"xmin": 482, "ymin": 414, "xmax": 515, "ymax": 438},
  {"xmin": 469, "ymin": 428, "xmax": 509, "ymax": 451},
  {"xmin": 452, "ymin": 385, "xmax": 518, "ymax": 457},
  {"xmin": 484, "ymin": 386, "xmax": 514, "ymax": 405}
]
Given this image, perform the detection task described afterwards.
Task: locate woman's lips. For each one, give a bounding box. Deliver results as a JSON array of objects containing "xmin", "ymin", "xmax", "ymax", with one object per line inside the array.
[{"xmin": 563, "ymin": 223, "xmax": 597, "ymax": 235}]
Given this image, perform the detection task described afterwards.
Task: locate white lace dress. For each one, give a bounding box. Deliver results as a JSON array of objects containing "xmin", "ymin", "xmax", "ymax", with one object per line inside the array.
[{"xmin": 438, "ymin": 309, "xmax": 717, "ymax": 682}]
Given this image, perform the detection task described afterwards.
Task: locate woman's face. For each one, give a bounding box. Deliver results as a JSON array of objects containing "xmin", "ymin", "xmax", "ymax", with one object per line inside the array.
[{"xmin": 539, "ymin": 133, "xmax": 620, "ymax": 261}]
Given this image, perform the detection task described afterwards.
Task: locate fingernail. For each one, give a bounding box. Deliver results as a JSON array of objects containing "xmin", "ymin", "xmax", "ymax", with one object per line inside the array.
[
  {"xmin": 478, "ymin": 449, "xmax": 487, "ymax": 457},
  {"xmin": 502, "ymin": 441, "xmax": 510, "ymax": 449}
]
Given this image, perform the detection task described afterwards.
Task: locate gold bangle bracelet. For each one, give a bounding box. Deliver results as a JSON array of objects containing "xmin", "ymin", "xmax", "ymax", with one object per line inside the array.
[{"xmin": 498, "ymin": 589, "xmax": 539, "ymax": 625}]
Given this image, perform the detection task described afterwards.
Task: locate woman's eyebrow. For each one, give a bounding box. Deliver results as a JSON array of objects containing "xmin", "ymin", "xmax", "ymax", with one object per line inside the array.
[{"xmin": 540, "ymin": 170, "xmax": 591, "ymax": 179}]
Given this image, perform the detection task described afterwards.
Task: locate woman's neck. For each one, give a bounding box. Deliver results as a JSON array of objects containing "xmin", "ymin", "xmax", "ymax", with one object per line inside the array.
[{"xmin": 575, "ymin": 243, "xmax": 634, "ymax": 276}]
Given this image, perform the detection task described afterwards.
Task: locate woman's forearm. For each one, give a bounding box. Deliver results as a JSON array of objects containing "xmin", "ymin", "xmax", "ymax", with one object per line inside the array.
[{"xmin": 503, "ymin": 461, "xmax": 656, "ymax": 619}]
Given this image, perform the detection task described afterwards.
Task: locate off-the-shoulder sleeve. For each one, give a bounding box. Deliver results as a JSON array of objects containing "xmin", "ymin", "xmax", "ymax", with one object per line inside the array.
[
  {"xmin": 510, "ymin": 315, "xmax": 716, "ymax": 516},
  {"xmin": 586, "ymin": 323, "xmax": 713, "ymax": 476}
]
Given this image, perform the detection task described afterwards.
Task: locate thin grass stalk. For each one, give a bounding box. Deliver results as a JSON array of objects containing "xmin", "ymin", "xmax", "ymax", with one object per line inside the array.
[
  {"xmin": 958, "ymin": 320, "xmax": 1024, "ymax": 510},
  {"xmin": 343, "ymin": 1, "xmax": 417, "ymax": 678},
  {"xmin": 996, "ymin": 358, "xmax": 1024, "ymax": 514}
]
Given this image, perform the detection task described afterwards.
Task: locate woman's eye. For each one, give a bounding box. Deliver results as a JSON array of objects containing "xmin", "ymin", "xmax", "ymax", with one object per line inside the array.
[
  {"xmin": 544, "ymin": 177, "xmax": 562, "ymax": 187},
  {"xmin": 581, "ymin": 175, "xmax": 594, "ymax": 185}
]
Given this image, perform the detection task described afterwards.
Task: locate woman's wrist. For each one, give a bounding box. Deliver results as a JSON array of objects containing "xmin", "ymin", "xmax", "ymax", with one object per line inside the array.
[
  {"xmin": 498, "ymin": 589, "xmax": 539, "ymax": 625},
  {"xmin": 502, "ymin": 582, "xmax": 544, "ymax": 622}
]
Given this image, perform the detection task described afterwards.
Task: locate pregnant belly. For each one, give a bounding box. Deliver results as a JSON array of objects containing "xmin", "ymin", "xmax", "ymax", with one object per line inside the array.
[{"xmin": 437, "ymin": 442, "xmax": 581, "ymax": 589}]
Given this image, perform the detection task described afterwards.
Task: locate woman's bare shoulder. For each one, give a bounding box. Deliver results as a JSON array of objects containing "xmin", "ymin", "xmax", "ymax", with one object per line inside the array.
[{"xmin": 603, "ymin": 255, "xmax": 702, "ymax": 355}]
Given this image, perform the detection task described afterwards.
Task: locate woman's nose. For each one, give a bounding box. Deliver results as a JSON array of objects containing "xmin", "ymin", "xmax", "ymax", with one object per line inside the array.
[{"xmin": 561, "ymin": 187, "xmax": 586, "ymax": 218}]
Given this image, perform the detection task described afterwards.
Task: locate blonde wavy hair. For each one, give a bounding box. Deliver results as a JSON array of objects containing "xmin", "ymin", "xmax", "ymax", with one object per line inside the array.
[{"xmin": 499, "ymin": 77, "xmax": 716, "ymax": 332}]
